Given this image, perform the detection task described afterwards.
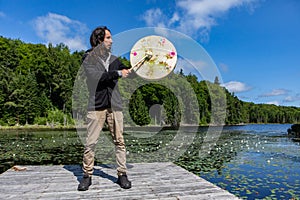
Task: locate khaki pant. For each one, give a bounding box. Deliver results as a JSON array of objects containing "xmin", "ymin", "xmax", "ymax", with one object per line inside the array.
[{"xmin": 82, "ymin": 109, "xmax": 127, "ymax": 176}]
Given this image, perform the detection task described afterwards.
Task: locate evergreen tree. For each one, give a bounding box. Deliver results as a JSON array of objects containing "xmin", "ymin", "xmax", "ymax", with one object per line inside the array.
[
  {"xmin": 129, "ymin": 89, "xmax": 150, "ymax": 126},
  {"xmin": 163, "ymin": 89, "xmax": 181, "ymax": 127},
  {"xmin": 214, "ymin": 76, "xmax": 220, "ymax": 85}
]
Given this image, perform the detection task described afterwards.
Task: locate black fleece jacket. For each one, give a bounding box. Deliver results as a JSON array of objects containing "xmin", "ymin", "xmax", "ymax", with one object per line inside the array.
[{"xmin": 82, "ymin": 47, "xmax": 129, "ymax": 111}]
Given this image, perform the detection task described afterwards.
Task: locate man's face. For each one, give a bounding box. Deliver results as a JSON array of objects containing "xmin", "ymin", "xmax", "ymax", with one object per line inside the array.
[{"xmin": 103, "ymin": 30, "xmax": 113, "ymax": 50}]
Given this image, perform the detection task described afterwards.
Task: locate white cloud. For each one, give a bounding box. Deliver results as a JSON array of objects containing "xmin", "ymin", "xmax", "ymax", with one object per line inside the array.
[
  {"xmin": 283, "ymin": 94, "xmax": 300, "ymax": 103},
  {"xmin": 260, "ymin": 89, "xmax": 289, "ymax": 97},
  {"xmin": 284, "ymin": 96, "xmax": 293, "ymax": 102},
  {"xmin": 142, "ymin": 8, "xmax": 167, "ymax": 28},
  {"xmin": 142, "ymin": 0, "xmax": 260, "ymax": 41},
  {"xmin": 33, "ymin": 13, "xmax": 88, "ymax": 51},
  {"xmin": 266, "ymin": 101, "xmax": 280, "ymax": 106},
  {"xmin": 0, "ymin": 11, "xmax": 6, "ymax": 18},
  {"xmin": 221, "ymin": 81, "xmax": 251, "ymax": 93},
  {"xmin": 169, "ymin": 12, "xmax": 180, "ymax": 26}
]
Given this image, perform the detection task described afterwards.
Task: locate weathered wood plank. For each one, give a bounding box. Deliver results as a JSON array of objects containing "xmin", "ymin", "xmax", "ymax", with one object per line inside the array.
[{"xmin": 0, "ymin": 162, "xmax": 240, "ymax": 200}]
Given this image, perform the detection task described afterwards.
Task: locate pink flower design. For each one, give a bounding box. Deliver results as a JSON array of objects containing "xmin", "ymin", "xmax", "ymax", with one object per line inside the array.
[
  {"xmin": 169, "ymin": 51, "xmax": 176, "ymax": 57},
  {"xmin": 132, "ymin": 51, "xmax": 137, "ymax": 56},
  {"xmin": 160, "ymin": 38, "xmax": 166, "ymax": 45}
]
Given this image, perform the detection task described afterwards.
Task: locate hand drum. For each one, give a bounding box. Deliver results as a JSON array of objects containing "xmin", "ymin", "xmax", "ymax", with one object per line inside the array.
[{"xmin": 130, "ymin": 35, "xmax": 177, "ymax": 80}]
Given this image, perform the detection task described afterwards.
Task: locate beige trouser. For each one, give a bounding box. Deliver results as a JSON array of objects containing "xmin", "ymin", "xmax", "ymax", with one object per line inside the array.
[{"xmin": 82, "ymin": 109, "xmax": 127, "ymax": 176}]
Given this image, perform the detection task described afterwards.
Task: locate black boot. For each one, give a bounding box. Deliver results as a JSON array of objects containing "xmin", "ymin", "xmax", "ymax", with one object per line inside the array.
[
  {"xmin": 78, "ymin": 174, "xmax": 92, "ymax": 191},
  {"xmin": 116, "ymin": 173, "xmax": 131, "ymax": 189}
]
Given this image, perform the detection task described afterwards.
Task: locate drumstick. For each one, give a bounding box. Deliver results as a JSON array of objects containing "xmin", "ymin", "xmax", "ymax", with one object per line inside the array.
[{"xmin": 130, "ymin": 50, "xmax": 153, "ymax": 72}]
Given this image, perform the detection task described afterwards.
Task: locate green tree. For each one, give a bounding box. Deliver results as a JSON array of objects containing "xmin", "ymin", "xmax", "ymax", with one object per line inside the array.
[
  {"xmin": 163, "ymin": 89, "xmax": 181, "ymax": 127},
  {"xmin": 2, "ymin": 35, "xmax": 300, "ymax": 126},
  {"xmin": 214, "ymin": 76, "xmax": 220, "ymax": 85},
  {"xmin": 129, "ymin": 89, "xmax": 150, "ymax": 126},
  {"xmin": 5, "ymin": 72, "xmax": 41, "ymax": 124}
]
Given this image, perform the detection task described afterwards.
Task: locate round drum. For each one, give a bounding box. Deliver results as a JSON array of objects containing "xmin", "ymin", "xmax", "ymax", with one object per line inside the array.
[{"xmin": 130, "ymin": 35, "xmax": 177, "ymax": 80}]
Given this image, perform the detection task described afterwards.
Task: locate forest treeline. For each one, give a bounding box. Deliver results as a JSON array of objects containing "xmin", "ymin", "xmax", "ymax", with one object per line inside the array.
[{"xmin": 1, "ymin": 36, "xmax": 300, "ymax": 127}]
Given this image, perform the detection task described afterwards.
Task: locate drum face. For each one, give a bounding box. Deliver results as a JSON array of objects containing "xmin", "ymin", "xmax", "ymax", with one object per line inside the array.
[{"xmin": 130, "ymin": 35, "xmax": 177, "ymax": 80}]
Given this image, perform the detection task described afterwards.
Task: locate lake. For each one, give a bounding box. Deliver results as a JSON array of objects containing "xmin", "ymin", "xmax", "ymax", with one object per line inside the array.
[
  {"xmin": 0, "ymin": 124, "xmax": 299, "ymax": 199},
  {"xmin": 198, "ymin": 124, "xmax": 300, "ymax": 199}
]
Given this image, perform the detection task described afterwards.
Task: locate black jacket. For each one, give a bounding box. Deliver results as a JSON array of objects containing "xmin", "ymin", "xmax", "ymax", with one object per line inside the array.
[{"xmin": 82, "ymin": 47, "xmax": 129, "ymax": 111}]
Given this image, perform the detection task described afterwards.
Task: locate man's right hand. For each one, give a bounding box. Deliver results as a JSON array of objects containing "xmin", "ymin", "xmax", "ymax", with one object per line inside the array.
[{"xmin": 121, "ymin": 69, "xmax": 130, "ymax": 78}]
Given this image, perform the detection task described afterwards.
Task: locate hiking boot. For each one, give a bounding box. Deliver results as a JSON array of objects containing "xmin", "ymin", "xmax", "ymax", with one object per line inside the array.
[
  {"xmin": 78, "ymin": 174, "xmax": 92, "ymax": 191},
  {"xmin": 116, "ymin": 173, "xmax": 131, "ymax": 189}
]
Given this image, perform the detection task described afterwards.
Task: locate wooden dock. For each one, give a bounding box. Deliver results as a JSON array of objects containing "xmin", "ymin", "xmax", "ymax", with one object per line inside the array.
[{"xmin": 0, "ymin": 162, "xmax": 240, "ymax": 200}]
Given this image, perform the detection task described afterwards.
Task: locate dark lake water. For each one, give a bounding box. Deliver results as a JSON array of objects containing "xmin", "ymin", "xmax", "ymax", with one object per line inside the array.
[{"xmin": 0, "ymin": 124, "xmax": 299, "ymax": 199}]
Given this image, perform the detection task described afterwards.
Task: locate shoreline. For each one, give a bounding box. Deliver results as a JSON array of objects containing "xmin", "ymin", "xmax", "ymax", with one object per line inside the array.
[
  {"xmin": 0, "ymin": 125, "xmax": 77, "ymax": 131},
  {"xmin": 0, "ymin": 123, "xmax": 294, "ymax": 131}
]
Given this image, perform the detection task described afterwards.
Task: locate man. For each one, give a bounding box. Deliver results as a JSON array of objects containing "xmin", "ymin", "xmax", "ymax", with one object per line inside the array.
[{"xmin": 78, "ymin": 26, "xmax": 131, "ymax": 191}]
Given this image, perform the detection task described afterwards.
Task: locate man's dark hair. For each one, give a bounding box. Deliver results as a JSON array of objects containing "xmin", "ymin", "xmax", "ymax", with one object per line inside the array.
[{"xmin": 90, "ymin": 26, "xmax": 111, "ymax": 47}]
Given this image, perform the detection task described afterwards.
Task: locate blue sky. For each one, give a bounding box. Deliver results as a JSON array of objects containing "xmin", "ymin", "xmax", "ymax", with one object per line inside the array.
[{"xmin": 1, "ymin": 0, "xmax": 300, "ymax": 107}]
